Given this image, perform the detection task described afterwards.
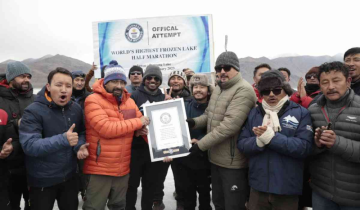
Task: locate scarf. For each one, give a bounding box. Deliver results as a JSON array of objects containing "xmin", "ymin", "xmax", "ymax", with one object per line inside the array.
[{"xmin": 305, "ymin": 84, "xmax": 319, "ymax": 95}]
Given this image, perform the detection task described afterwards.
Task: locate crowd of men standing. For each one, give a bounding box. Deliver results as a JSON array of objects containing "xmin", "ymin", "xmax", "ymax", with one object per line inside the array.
[{"xmin": 0, "ymin": 47, "xmax": 360, "ymax": 210}]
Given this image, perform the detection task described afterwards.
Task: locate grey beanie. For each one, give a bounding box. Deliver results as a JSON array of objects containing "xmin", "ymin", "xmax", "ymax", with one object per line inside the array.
[
  {"xmin": 215, "ymin": 51, "xmax": 240, "ymax": 71},
  {"xmin": 6, "ymin": 61, "xmax": 32, "ymax": 82},
  {"xmin": 143, "ymin": 65, "xmax": 163, "ymax": 84},
  {"xmin": 258, "ymin": 70, "xmax": 292, "ymax": 96}
]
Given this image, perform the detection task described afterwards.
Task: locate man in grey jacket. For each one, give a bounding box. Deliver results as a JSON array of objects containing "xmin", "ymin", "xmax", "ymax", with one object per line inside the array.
[
  {"xmin": 309, "ymin": 61, "xmax": 360, "ymax": 209},
  {"xmin": 187, "ymin": 51, "xmax": 257, "ymax": 210}
]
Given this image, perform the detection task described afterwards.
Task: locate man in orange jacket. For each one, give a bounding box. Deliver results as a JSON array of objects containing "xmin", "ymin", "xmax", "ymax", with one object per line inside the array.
[{"xmin": 83, "ymin": 64, "xmax": 150, "ymax": 210}]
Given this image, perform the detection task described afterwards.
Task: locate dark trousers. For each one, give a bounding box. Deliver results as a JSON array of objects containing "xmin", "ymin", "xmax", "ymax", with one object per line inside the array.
[
  {"xmin": 8, "ymin": 174, "xmax": 30, "ymax": 210},
  {"xmin": 126, "ymin": 148, "xmax": 170, "ymax": 210},
  {"xmin": 211, "ymin": 164, "xmax": 249, "ymax": 210},
  {"xmin": 312, "ymin": 191, "xmax": 360, "ymax": 210},
  {"xmin": 0, "ymin": 184, "xmax": 11, "ymax": 210},
  {"xmin": 177, "ymin": 164, "xmax": 212, "ymax": 210},
  {"xmin": 248, "ymin": 188, "xmax": 298, "ymax": 210},
  {"xmin": 29, "ymin": 175, "xmax": 79, "ymax": 210}
]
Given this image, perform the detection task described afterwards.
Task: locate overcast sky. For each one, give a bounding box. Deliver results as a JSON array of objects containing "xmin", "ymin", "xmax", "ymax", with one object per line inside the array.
[{"xmin": 0, "ymin": 0, "xmax": 359, "ymax": 63}]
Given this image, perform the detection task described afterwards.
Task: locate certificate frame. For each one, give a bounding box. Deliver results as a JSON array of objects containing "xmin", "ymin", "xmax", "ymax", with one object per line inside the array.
[{"xmin": 143, "ymin": 98, "xmax": 191, "ymax": 162}]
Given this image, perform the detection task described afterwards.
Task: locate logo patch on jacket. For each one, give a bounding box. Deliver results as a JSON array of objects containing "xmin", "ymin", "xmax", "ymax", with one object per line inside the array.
[
  {"xmin": 346, "ymin": 116, "xmax": 357, "ymax": 123},
  {"xmin": 306, "ymin": 125, "xmax": 313, "ymax": 132},
  {"xmin": 282, "ymin": 115, "xmax": 299, "ymax": 130}
]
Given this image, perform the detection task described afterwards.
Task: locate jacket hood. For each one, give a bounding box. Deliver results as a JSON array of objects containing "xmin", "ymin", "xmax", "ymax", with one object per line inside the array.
[
  {"xmin": 0, "ymin": 79, "xmax": 33, "ymax": 100},
  {"xmin": 92, "ymin": 78, "xmax": 131, "ymax": 104},
  {"xmin": 219, "ymin": 72, "xmax": 242, "ymax": 90},
  {"xmin": 316, "ymin": 89, "xmax": 354, "ymax": 107},
  {"xmin": 187, "ymin": 97, "xmax": 209, "ymax": 110}
]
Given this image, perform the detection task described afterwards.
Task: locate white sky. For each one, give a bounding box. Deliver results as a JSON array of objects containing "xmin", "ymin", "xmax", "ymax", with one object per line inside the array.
[{"xmin": 0, "ymin": 0, "xmax": 359, "ymax": 63}]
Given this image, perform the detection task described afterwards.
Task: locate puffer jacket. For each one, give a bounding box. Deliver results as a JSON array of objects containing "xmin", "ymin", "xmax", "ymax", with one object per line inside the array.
[
  {"xmin": 309, "ymin": 89, "xmax": 360, "ymax": 207},
  {"xmin": 0, "ymin": 78, "xmax": 35, "ymax": 176},
  {"xmin": 193, "ymin": 73, "xmax": 257, "ymax": 169},
  {"xmin": 238, "ymin": 101, "xmax": 313, "ymax": 195},
  {"xmin": 19, "ymin": 86, "xmax": 86, "ymax": 187},
  {"xmin": 83, "ymin": 79, "xmax": 143, "ymax": 177},
  {"xmin": 0, "ymin": 108, "xmax": 9, "ymax": 188}
]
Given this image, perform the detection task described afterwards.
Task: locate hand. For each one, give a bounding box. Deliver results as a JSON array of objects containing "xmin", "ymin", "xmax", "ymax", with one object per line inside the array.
[
  {"xmin": 135, "ymin": 126, "xmax": 148, "ymax": 137},
  {"xmin": 140, "ymin": 116, "xmax": 150, "ymax": 126},
  {"xmin": 299, "ymin": 78, "xmax": 307, "ymax": 98},
  {"xmin": 77, "ymin": 143, "xmax": 89, "ymax": 160},
  {"xmin": 0, "ymin": 138, "xmax": 13, "ymax": 159},
  {"xmin": 314, "ymin": 127, "xmax": 323, "ymax": 147},
  {"xmin": 297, "ymin": 78, "xmax": 302, "ymax": 95},
  {"xmin": 66, "ymin": 124, "xmax": 79, "ymax": 146},
  {"xmin": 163, "ymin": 157, "xmax": 173, "ymax": 162},
  {"xmin": 191, "ymin": 139, "xmax": 199, "ymax": 144},
  {"xmin": 186, "ymin": 118, "xmax": 195, "ymax": 129},
  {"xmin": 319, "ymin": 129, "xmax": 336, "ymax": 149},
  {"xmin": 253, "ymin": 126, "xmax": 267, "ymax": 137},
  {"xmin": 164, "ymin": 87, "xmax": 173, "ymax": 100},
  {"xmin": 90, "ymin": 62, "xmax": 97, "ymax": 71}
]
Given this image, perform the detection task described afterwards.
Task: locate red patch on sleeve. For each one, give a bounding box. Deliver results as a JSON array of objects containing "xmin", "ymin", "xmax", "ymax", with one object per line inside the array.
[{"xmin": 0, "ymin": 109, "xmax": 8, "ymax": 125}]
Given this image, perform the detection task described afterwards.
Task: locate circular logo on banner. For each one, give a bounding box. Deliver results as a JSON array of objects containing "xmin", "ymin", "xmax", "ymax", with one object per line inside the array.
[
  {"xmin": 125, "ymin": 23, "xmax": 144, "ymax": 43},
  {"xmin": 160, "ymin": 113, "xmax": 172, "ymax": 124},
  {"xmin": 168, "ymin": 148, "xmax": 174, "ymax": 154}
]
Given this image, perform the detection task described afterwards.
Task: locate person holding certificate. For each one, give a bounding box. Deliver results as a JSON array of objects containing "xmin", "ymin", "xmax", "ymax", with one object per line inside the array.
[{"xmin": 187, "ymin": 51, "xmax": 257, "ymax": 210}]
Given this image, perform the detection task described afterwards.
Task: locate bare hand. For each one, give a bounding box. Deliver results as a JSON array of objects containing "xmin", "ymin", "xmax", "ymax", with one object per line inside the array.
[
  {"xmin": 135, "ymin": 126, "xmax": 148, "ymax": 137},
  {"xmin": 191, "ymin": 139, "xmax": 199, "ymax": 144},
  {"xmin": 0, "ymin": 138, "xmax": 13, "ymax": 159},
  {"xmin": 253, "ymin": 126, "xmax": 267, "ymax": 137},
  {"xmin": 299, "ymin": 78, "xmax": 307, "ymax": 98},
  {"xmin": 140, "ymin": 116, "xmax": 150, "ymax": 126},
  {"xmin": 164, "ymin": 87, "xmax": 173, "ymax": 100},
  {"xmin": 77, "ymin": 143, "xmax": 89, "ymax": 159},
  {"xmin": 66, "ymin": 124, "xmax": 79, "ymax": 146},
  {"xmin": 319, "ymin": 129, "xmax": 336, "ymax": 149},
  {"xmin": 163, "ymin": 157, "xmax": 173, "ymax": 162},
  {"xmin": 90, "ymin": 62, "xmax": 97, "ymax": 71}
]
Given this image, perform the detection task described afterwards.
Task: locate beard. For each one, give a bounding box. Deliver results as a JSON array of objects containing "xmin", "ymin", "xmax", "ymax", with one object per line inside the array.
[
  {"xmin": 112, "ymin": 88, "xmax": 123, "ymax": 97},
  {"xmin": 12, "ymin": 81, "xmax": 30, "ymax": 92}
]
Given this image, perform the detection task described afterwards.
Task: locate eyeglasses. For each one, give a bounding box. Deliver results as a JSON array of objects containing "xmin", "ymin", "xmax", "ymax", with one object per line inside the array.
[
  {"xmin": 130, "ymin": 72, "xmax": 142, "ymax": 76},
  {"xmin": 214, "ymin": 65, "xmax": 232, "ymax": 73},
  {"xmin": 305, "ymin": 74, "xmax": 317, "ymax": 80},
  {"xmin": 260, "ymin": 88, "xmax": 283, "ymax": 96},
  {"xmin": 145, "ymin": 76, "xmax": 160, "ymax": 82}
]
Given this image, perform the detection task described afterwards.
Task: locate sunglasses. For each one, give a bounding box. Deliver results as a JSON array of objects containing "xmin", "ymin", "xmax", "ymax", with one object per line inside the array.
[
  {"xmin": 214, "ymin": 65, "xmax": 232, "ymax": 73},
  {"xmin": 260, "ymin": 88, "xmax": 283, "ymax": 96},
  {"xmin": 145, "ymin": 76, "xmax": 160, "ymax": 82},
  {"xmin": 130, "ymin": 72, "xmax": 142, "ymax": 76},
  {"xmin": 305, "ymin": 74, "xmax": 317, "ymax": 80}
]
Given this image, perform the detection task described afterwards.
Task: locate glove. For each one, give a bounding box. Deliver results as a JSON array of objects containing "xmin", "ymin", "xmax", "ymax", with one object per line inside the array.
[
  {"xmin": 186, "ymin": 118, "xmax": 195, "ymax": 129},
  {"xmin": 189, "ymin": 144, "xmax": 201, "ymax": 156}
]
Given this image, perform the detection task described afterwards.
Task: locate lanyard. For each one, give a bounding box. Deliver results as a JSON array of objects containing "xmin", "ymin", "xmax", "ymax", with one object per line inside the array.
[{"xmin": 321, "ymin": 105, "xmax": 346, "ymax": 123}]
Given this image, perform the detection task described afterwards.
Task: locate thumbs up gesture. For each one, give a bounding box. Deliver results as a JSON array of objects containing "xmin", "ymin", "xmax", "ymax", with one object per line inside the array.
[
  {"xmin": 77, "ymin": 143, "xmax": 89, "ymax": 160},
  {"xmin": 0, "ymin": 138, "xmax": 13, "ymax": 159},
  {"xmin": 66, "ymin": 124, "xmax": 78, "ymax": 146}
]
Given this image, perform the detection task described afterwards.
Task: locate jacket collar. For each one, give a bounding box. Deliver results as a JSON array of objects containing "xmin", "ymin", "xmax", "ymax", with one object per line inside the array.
[
  {"xmin": 0, "ymin": 79, "xmax": 34, "ymax": 99},
  {"xmin": 188, "ymin": 98, "xmax": 208, "ymax": 110},
  {"xmin": 219, "ymin": 73, "xmax": 242, "ymax": 90},
  {"xmin": 138, "ymin": 84, "xmax": 163, "ymax": 96},
  {"xmin": 35, "ymin": 86, "xmax": 72, "ymax": 109},
  {"xmin": 93, "ymin": 79, "xmax": 130, "ymax": 105},
  {"xmin": 316, "ymin": 89, "xmax": 355, "ymax": 107}
]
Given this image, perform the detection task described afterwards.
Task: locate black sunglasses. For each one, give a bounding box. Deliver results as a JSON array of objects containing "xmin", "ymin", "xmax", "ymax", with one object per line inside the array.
[
  {"xmin": 260, "ymin": 88, "xmax": 283, "ymax": 96},
  {"xmin": 130, "ymin": 72, "xmax": 142, "ymax": 76},
  {"xmin": 145, "ymin": 76, "xmax": 160, "ymax": 82},
  {"xmin": 305, "ymin": 74, "xmax": 317, "ymax": 80},
  {"xmin": 214, "ymin": 65, "xmax": 232, "ymax": 73}
]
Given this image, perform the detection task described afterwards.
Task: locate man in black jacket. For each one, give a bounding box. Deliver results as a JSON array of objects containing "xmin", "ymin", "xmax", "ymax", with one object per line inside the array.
[
  {"xmin": 126, "ymin": 65, "xmax": 168, "ymax": 210},
  {"xmin": 0, "ymin": 61, "xmax": 35, "ymax": 210},
  {"xmin": 71, "ymin": 71, "xmax": 91, "ymax": 109},
  {"xmin": 344, "ymin": 47, "xmax": 360, "ymax": 95},
  {"xmin": 309, "ymin": 62, "xmax": 360, "ymax": 209}
]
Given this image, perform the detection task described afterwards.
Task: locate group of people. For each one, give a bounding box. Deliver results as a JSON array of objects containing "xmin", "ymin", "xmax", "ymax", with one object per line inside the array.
[{"xmin": 0, "ymin": 47, "xmax": 360, "ymax": 210}]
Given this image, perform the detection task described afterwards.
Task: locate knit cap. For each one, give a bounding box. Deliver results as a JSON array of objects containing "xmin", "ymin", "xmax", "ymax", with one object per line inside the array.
[
  {"xmin": 215, "ymin": 51, "xmax": 240, "ymax": 71},
  {"xmin": 104, "ymin": 65, "xmax": 127, "ymax": 85},
  {"xmin": 128, "ymin": 66, "xmax": 144, "ymax": 78},
  {"xmin": 6, "ymin": 61, "xmax": 32, "ymax": 82},
  {"xmin": 258, "ymin": 70, "xmax": 293, "ymax": 96},
  {"xmin": 143, "ymin": 65, "xmax": 163, "ymax": 84},
  {"xmin": 71, "ymin": 71, "xmax": 86, "ymax": 79},
  {"xmin": 168, "ymin": 70, "xmax": 186, "ymax": 86}
]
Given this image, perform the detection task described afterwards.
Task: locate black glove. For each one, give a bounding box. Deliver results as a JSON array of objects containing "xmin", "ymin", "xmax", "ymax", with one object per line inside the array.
[
  {"xmin": 189, "ymin": 144, "xmax": 201, "ymax": 156},
  {"xmin": 186, "ymin": 118, "xmax": 195, "ymax": 129}
]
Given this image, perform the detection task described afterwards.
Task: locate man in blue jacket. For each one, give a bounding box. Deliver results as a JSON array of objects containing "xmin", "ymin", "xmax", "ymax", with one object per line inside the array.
[
  {"xmin": 19, "ymin": 67, "xmax": 89, "ymax": 210},
  {"xmin": 238, "ymin": 70, "xmax": 313, "ymax": 210}
]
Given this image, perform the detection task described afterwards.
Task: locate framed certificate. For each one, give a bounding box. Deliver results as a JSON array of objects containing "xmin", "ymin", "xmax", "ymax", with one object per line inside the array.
[{"xmin": 143, "ymin": 98, "xmax": 191, "ymax": 162}]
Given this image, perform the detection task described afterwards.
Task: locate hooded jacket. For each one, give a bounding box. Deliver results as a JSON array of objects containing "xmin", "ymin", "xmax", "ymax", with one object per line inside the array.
[
  {"xmin": 238, "ymin": 101, "xmax": 313, "ymax": 195},
  {"xmin": 167, "ymin": 86, "xmax": 192, "ymax": 101},
  {"xmin": 0, "ymin": 76, "xmax": 35, "ymax": 176},
  {"xmin": 71, "ymin": 88, "xmax": 91, "ymax": 109},
  {"xmin": 193, "ymin": 73, "xmax": 257, "ymax": 169},
  {"xmin": 309, "ymin": 90, "xmax": 360, "ymax": 207},
  {"xmin": 83, "ymin": 79, "xmax": 143, "ymax": 177},
  {"xmin": 351, "ymin": 79, "xmax": 360, "ymax": 95},
  {"xmin": 19, "ymin": 86, "xmax": 86, "ymax": 187}
]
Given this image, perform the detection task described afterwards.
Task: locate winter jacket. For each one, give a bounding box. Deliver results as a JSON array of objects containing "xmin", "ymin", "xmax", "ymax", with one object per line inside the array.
[
  {"xmin": 0, "ymin": 109, "xmax": 9, "ymax": 188},
  {"xmin": 167, "ymin": 86, "xmax": 192, "ymax": 101},
  {"xmin": 125, "ymin": 84, "xmax": 140, "ymax": 95},
  {"xmin": 19, "ymin": 86, "xmax": 86, "ymax": 187},
  {"xmin": 290, "ymin": 90, "xmax": 321, "ymax": 109},
  {"xmin": 71, "ymin": 88, "xmax": 91, "ymax": 109},
  {"xmin": 130, "ymin": 84, "xmax": 165, "ymax": 150},
  {"xmin": 177, "ymin": 98, "xmax": 210, "ymax": 170},
  {"xmin": 83, "ymin": 79, "xmax": 143, "ymax": 177},
  {"xmin": 351, "ymin": 79, "xmax": 360, "ymax": 95},
  {"xmin": 238, "ymin": 101, "xmax": 313, "ymax": 195},
  {"xmin": 0, "ymin": 78, "xmax": 35, "ymax": 176},
  {"xmin": 309, "ymin": 90, "xmax": 360, "ymax": 207},
  {"xmin": 193, "ymin": 73, "xmax": 257, "ymax": 169},
  {"xmin": 252, "ymin": 83, "xmax": 263, "ymax": 103}
]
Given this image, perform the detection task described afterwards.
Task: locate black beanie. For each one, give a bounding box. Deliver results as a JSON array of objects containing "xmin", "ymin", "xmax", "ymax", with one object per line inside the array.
[
  {"xmin": 258, "ymin": 70, "xmax": 293, "ymax": 96},
  {"xmin": 128, "ymin": 66, "xmax": 144, "ymax": 78},
  {"xmin": 143, "ymin": 65, "xmax": 163, "ymax": 84}
]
